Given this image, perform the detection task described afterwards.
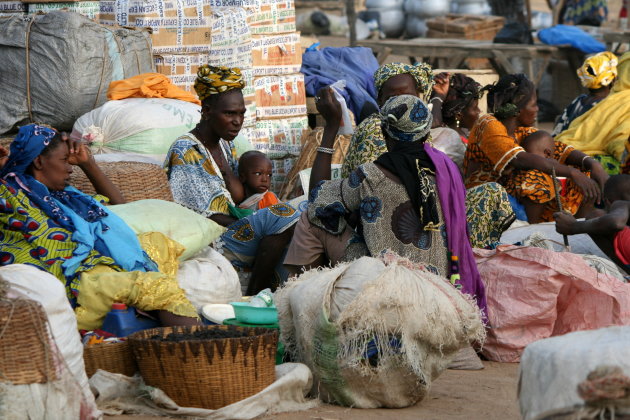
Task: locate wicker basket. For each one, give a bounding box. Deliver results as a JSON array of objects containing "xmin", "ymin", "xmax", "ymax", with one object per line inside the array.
[
  {"xmin": 128, "ymin": 325, "xmax": 277, "ymax": 409},
  {"xmin": 69, "ymin": 161, "xmax": 174, "ymax": 202},
  {"xmin": 83, "ymin": 341, "xmax": 137, "ymax": 378},
  {"xmin": 0, "ymin": 298, "xmax": 58, "ymax": 384}
]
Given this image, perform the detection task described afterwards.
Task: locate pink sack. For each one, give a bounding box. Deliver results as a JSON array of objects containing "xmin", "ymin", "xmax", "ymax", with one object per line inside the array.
[{"xmin": 475, "ymin": 245, "xmax": 630, "ymax": 362}]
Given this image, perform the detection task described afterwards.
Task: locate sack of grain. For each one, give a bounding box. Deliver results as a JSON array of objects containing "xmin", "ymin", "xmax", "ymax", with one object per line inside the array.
[
  {"xmin": 275, "ymin": 254, "xmax": 485, "ymax": 408},
  {"xmin": 0, "ymin": 11, "xmax": 153, "ymax": 133}
]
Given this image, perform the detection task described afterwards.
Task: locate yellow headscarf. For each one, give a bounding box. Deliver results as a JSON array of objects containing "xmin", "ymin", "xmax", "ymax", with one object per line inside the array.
[
  {"xmin": 556, "ymin": 52, "xmax": 630, "ymax": 161},
  {"xmin": 193, "ymin": 65, "xmax": 245, "ymax": 102},
  {"xmin": 577, "ymin": 51, "xmax": 618, "ymax": 90}
]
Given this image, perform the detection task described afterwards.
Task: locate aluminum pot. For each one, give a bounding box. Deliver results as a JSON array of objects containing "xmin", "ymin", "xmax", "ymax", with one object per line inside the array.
[
  {"xmin": 404, "ymin": 0, "xmax": 450, "ymax": 17},
  {"xmin": 366, "ymin": 0, "xmax": 404, "ymax": 10},
  {"xmin": 374, "ymin": 8, "xmax": 406, "ymax": 38},
  {"xmin": 405, "ymin": 15, "xmax": 427, "ymax": 38}
]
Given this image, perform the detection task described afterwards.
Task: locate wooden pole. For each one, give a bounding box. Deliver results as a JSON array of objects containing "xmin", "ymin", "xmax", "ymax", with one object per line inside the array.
[
  {"xmin": 347, "ymin": 0, "xmax": 357, "ymax": 47},
  {"xmin": 525, "ymin": 0, "xmax": 533, "ymax": 28}
]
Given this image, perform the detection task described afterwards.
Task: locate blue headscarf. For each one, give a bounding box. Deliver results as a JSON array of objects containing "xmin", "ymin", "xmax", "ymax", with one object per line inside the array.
[{"xmin": 1, "ymin": 124, "xmax": 157, "ymax": 277}]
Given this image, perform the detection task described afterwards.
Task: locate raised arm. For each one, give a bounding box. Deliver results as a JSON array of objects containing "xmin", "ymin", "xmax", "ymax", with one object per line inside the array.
[
  {"xmin": 429, "ymin": 72, "xmax": 450, "ymax": 128},
  {"xmin": 68, "ymin": 141, "xmax": 126, "ymax": 204},
  {"xmin": 308, "ymin": 87, "xmax": 342, "ymax": 195}
]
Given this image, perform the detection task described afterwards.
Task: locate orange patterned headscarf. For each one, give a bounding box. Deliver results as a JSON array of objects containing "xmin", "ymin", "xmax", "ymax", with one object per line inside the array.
[{"xmin": 194, "ymin": 65, "xmax": 245, "ymax": 102}]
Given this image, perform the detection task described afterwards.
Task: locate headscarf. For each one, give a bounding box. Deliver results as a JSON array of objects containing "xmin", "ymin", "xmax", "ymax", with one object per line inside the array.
[
  {"xmin": 373, "ymin": 62, "xmax": 434, "ymax": 101},
  {"xmin": 442, "ymin": 74, "xmax": 483, "ymax": 123},
  {"xmin": 194, "ymin": 65, "xmax": 246, "ymax": 102},
  {"xmin": 486, "ymin": 73, "xmax": 535, "ymax": 120},
  {"xmin": 578, "ymin": 51, "xmax": 618, "ymax": 90},
  {"xmin": 0, "ymin": 124, "xmax": 56, "ymax": 178},
  {"xmin": 375, "ymin": 95, "xmax": 438, "ymax": 230},
  {"xmin": 0, "ymin": 124, "xmax": 157, "ymax": 278}
]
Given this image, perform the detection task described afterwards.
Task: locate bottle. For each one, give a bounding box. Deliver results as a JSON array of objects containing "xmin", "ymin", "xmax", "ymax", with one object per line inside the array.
[
  {"xmin": 101, "ymin": 303, "xmax": 159, "ymax": 337},
  {"xmin": 249, "ymin": 288, "xmax": 274, "ymax": 308}
]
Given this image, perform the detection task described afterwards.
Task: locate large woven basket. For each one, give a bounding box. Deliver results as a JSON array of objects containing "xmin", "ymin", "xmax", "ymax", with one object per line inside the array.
[
  {"xmin": 69, "ymin": 161, "xmax": 173, "ymax": 202},
  {"xmin": 83, "ymin": 341, "xmax": 137, "ymax": 378},
  {"xmin": 0, "ymin": 298, "xmax": 58, "ymax": 384},
  {"xmin": 128, "ymin": 325, "xmax": 277, "ymax": 409}
]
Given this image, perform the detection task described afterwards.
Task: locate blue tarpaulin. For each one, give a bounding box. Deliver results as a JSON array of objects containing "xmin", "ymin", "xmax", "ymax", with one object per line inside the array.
[
  {"xmin": 301, "ymin": 46, "xmax": 380, "ymax": 124},
  {"xmin": 538, "ymin": 25, "xmax": 606, "ymax": 54}
]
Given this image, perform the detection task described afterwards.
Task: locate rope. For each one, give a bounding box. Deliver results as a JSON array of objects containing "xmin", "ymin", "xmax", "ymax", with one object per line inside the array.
[
  {"xmin": 92, "ymin": 38, "xmax": 108, "ymax": 110},
  {"xmin": 25, "ymin": 17, "xmax": 35, "ymax": 123},
  {"xmin": 578, "ymin": 366, "xmax": 630, "ymax": 407}
]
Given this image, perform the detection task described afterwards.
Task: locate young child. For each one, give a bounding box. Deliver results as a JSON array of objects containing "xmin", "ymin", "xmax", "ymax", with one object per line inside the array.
[
  {"xmin": 555, "ymin": 174, "xmax": 630, "ymax": 271},
  {"xmin": 520, "ymin": 130, "xmax": 555, "ymax": 159},
  {"xmin": 237, "ymin": 150, "xmax": 279, "ymax": 211}
]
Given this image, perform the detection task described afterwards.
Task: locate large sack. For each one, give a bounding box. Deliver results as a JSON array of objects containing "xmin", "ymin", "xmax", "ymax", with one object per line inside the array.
[
  {"xmin": 0, "ymin": 12, "xmax": 153, "ymax": 133},
  {"xmin": 1, "ymin": 264, "xmax": 100, "ymax": 419},
  {"xmin": 275, "ymin": 255, "xmax": 485, "ymax": 408},
  {"xmin": 72, "ymin": 98, "xmax": 200, "ymax": 162},
  {"xmin": 177, "ymin": 247, "xmax": 242, "ymax": 312},
  {"xmin": 475, "ymin": 246, "xmax": 630, "ymax": 363},
  {"xmin": 519, "ymin": 326, "xmax": 630, "ymax": 420}
]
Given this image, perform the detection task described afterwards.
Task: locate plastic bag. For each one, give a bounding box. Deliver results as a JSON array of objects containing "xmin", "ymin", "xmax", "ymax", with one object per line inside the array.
[{"xmin": 330, "ymin": 80, "xmax": 354, "ymax": 136}]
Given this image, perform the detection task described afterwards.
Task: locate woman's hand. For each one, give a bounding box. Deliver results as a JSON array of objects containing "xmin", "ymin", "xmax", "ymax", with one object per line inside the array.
[
  {"xmin": 68, "ymin": 142, "xmax": 95, "ymax": 168},
  {"xmin": 569, "ymin": 167, "xmax": 602, "ymax": 204},
  {"xmin": 0, "ymin": 145, "xmax": 8, "ymax": 170},
  {"xmin": 432, "ymin": 72, "xmax": 450, "ymax": 99},
  {"xmin": 553, "ymin": 211, "xmax": 578, "ymax": 235},
  {"xmin": 315, "ymin": 87, "xmax": 342, "ymax": 129},
  {"xmin": 586, "ymin": 158, "xmax": 609, "ymax": 191}
]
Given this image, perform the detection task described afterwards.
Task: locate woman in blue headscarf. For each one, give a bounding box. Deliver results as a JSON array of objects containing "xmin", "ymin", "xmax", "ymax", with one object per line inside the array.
[{"xmin": 0, "ymin": 124, "xmax": 197, "ymax": 330}]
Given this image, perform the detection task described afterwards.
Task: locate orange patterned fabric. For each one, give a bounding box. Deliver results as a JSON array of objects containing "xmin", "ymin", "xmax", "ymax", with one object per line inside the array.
[{"xmin": 465, "ymin": 114, "xmax": 582, "ymax": 221}]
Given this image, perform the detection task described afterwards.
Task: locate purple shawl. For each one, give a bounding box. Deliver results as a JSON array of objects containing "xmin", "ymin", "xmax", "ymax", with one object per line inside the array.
[{"xmin": 425, "ymin": 142, "xmax": 488, "ymax": 318}]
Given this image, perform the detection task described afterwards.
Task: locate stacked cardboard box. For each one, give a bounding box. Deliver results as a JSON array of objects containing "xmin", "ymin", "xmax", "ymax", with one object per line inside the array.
[
  {"xmin": 27, "ymin": 1, "xmax": 100, "ymax": 19},
  {"xmin": 0, "ymin": 0, "xmax": 26, "ymax": 15}
]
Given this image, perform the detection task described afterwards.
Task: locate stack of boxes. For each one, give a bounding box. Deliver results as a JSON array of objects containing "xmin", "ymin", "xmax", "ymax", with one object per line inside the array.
[{"xmin": 0, "ymin": 0, "xmax": 307, "ymax": 194}]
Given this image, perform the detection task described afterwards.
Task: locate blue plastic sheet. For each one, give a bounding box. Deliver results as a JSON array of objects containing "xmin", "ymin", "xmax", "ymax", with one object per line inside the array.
[
  {"xmin": 301, "ymin": 47, "xmax": 380, "ymax": 124},
  {"xmin": 538, "ymin": 25, "xmax": 605, "ymax": 54}
]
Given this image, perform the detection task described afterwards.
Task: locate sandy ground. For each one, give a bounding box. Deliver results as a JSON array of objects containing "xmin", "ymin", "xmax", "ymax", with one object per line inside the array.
[{"xmin": 109, "ymin": 361, "xmax": 520, "ymax": 420}]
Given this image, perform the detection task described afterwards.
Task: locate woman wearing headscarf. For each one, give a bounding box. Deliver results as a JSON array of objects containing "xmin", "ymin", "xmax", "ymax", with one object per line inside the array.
[
  {"xmin": 465, "ymin": 73, "xmax": 609, "ymax": 223},
  {"xmin": 306, "ymin": 95, "xmax": 486, "ymax": 315},
  {"xmin": 552, "ymin": 52, "xmax": 618, "ymax": 137},
  {"xmin": 0, "ymin": 124, "xmax": 198, "ymax": 330},
  {"xmin": 556, "ymin": 52, "xmax": 630, "ymax": 176},
  {"xmin": 163, "ymin": 65, "xmax": 299, "ymax": 295},
  {"xmin": 306, "ymin": 63, "xmax": 514, "ymax": 251}
]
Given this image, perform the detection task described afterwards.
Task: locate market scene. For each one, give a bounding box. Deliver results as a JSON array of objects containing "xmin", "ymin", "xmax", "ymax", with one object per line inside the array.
[{"xmin": 1, "ymin": 0, "xmax": 630, "ymax": 418}]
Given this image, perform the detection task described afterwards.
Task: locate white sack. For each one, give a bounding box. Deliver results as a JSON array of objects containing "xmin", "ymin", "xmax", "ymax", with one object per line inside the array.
[
  {"xmin": 89, "ymin": 363, "xmax": 317, "ymax": 418},
  {"xmin": 177, "ymin": 246, "xmax": 242, "ymax": 311},
  {"xmin": 519, "ymin": 326, "xmax": 630, "ymax": 420}
]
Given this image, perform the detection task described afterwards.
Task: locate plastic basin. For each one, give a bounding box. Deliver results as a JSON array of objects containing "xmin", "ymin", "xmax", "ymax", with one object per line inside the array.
[{"xmin": 230, "ymin": 302, "xmax": 279, "ymax": 325}]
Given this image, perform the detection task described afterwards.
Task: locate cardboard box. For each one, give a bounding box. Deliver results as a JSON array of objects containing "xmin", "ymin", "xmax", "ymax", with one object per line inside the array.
[
  {"xmin": 154, "ymin": 53, "xmax": 257, "ymax": 126},
  {"xmin": 0, "ymin": 1, "xmax": 26, "ymax": 14},
  {"xmin": 207, "ymin": 7, "xmax": 252, "ymax": 69},
  {"xmin": 251, "ymin": 32, "xmax": 301, "ymax": 76},
  {"xmin": 248, "ymin": 0, "xmax": 296, "ymax": 35},
  {"xmin": 252, "ymin": 115, "xmax": 308, "ymax": 158},
  {"xmin": 254, "ymin": 73, "xmax": 306, "ymax": 119},
  {"xmin": 100, "ymin": 0, "xmax": 214, "ymax": 53},
  {"xmin": 28, "ymin": 1, "xmax": 100, "ymax": 19}
]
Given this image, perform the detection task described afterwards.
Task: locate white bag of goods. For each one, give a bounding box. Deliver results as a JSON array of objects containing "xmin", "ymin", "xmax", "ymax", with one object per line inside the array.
[
  {"xmin": 0, "ymin": 12, "xmax": 153, "ymax": 133},
  {"xmin": 72, "ymin": 98, "xmax": 201, "ymax": 162},
  {"xmin": 275, "ymin": 254, "xmax": 485, "ymax": 408},
  {"xmin": 0, "ymin": 264, "xmax": 100, "ymax": 419},
  {"xmin": 519, "ymin": 326, "xmax": 630, "ymax": 420},
  {"xmin": 177, "ymin": 246, "xmax": 242, "ymax": 312}
]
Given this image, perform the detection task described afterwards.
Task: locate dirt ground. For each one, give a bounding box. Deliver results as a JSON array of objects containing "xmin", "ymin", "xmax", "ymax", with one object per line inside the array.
[{"xmin": 109, "ymin": 361, "xmax": 520, "ymax": 420}]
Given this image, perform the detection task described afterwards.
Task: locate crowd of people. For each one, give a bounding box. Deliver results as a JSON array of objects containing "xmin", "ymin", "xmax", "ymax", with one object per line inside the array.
[{"xmin": 0, "ymin": 50, "xmax": 629, "ymax": 331}]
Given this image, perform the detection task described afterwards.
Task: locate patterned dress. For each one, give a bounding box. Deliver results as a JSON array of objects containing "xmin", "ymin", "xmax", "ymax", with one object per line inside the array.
[
  {"xmin": 309, "ymin": 163, "xmax": 449, "ymax": 275},
  {"xmin": 465, "ymin": 114, "xmax": 583, "ymax": 222},
  {"xmin": 341, "ymin": 114, "xmax": 513, "ymax": 248}
]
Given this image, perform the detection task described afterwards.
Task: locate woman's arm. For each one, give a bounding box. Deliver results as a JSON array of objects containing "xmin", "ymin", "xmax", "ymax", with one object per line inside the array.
[
  {"xmin": 308, "ymin": 87, "xmax": 342, "ymax": 195},
  {"xmin": 555, "ymin": 201, "xmax": 630, "ymax": 236},
  {"xmin": 564, "ymin": 149, "xmax": 609, "ymax": 190},
  {"xmin": 69, "ymin": 143, "xmax": 126, "ymax": 204},
  {"xmin": 430, "ymin": 72, "xmax": 450, "ymax": 128},
  {"xmin": 209, "ymin": 213, "xmax": 237, "ymax": 227},
  {"xmin": 511, "ymin": 152, "xmax": 602, "ymax": 203}
]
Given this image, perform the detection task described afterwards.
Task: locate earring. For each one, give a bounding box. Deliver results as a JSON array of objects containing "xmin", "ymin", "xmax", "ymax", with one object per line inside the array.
[{"xmin": 456, "ymin": 119, "xmax": 460, "ymax": 128}]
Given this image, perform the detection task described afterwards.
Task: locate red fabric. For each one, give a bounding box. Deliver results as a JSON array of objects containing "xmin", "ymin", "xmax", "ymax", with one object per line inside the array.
[
  {"xmin": 258, "ymin": 191, "xmax": 279, "ymax": 209},
  {"xmin": 614, "ymin": 226, "xmax": 630, "ymax": 266}
]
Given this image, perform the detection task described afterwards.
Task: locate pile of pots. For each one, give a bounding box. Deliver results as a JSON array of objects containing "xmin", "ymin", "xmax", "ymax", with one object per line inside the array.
[{"xmin": 404, "ymin": 0, "xmax": 450, "ymax": 38}]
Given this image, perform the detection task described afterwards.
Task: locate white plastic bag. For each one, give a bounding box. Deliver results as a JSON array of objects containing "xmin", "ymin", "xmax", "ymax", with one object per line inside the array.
[{"xmin": 329, "ymin": 80, "xmax": 354, "ymax": 136}]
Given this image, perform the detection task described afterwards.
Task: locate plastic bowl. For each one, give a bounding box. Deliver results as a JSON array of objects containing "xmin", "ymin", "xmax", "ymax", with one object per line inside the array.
[{"xmin": 230, "ymin": 302, "xmax": 279, "ymax": 325}]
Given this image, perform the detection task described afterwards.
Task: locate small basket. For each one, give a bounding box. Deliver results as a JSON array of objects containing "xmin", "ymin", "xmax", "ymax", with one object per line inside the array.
[
  {"xmin": 0, "ymin": 298, "xmax": 57, "ymax": 384},
  {"xmin": 83, "ymin": 341, "xmax": 137, "ymax": 378},
  {"xmin": 128, "ymin": 325, "xmax": 277, "ymax": 409}
]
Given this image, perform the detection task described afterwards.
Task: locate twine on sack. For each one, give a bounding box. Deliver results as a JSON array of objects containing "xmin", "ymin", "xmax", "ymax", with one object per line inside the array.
[
  {"xmin": 25, "ymin": 17, "xmax": 35, "ymax": 123},
  {"xmin": 577, "ymin": 366, "xmax": 630, "ymax": 419}
]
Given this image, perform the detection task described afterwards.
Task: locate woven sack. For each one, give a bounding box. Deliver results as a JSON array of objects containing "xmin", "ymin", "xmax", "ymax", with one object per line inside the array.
[{"xmin": 128, "ymin": 325, "xmax": 277, "ymax": 409}]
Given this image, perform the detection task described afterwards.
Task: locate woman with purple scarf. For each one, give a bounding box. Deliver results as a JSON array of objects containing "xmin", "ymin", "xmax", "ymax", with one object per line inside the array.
[{"xmin": 291, "ymin": 93, "xmax": 487, "ymax": 316}]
